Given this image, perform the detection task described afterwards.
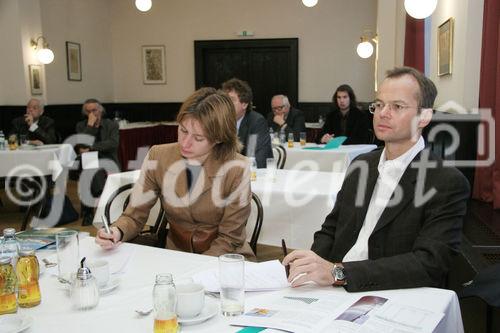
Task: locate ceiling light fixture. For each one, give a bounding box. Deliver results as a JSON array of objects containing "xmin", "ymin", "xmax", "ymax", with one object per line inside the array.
[
  {"xmin": 30, "ymin": 36, "xmax": 55, "ymax": 65},
  {"xmin": 404, "ymin": 0, "xmax": 438, "ymax": 19}
]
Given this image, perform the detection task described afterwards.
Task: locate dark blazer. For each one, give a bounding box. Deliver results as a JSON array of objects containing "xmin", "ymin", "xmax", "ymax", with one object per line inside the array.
[
  {"xmin": 267, "ymin": 107, "xmax": 306, "ymax": 142},
  {"xmin": 238, "ymin": 111, "xmax": 273, "ymax": 168},
  {"xmin": 76, "ymin": 118, "xmax": 120, "ymax": 168},
  {"xmin": 311, "ymin": 147, "xmax": 470, "ymax": 292},
  {"xmin": 317, "ymin": 107, "xmax": 371, "ymax": 144},
  {"xmin": 10, "ymin": 115, "xmax": 57, "ymax": 144}
]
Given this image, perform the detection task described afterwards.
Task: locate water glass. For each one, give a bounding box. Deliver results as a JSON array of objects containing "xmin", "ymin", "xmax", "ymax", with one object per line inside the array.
[
  {"xmin": 19, "ymin": 134, "xmax": 27, "ymax": 146},
  {"xmin": 300, "ymin": 132, "xmax": 307, "ymax": 146},
  {"xmin": 266, "ymin": 158, "xmax": 277, "ymax": 181},
  {"xmin": 219, "ymin": 254, "xmax": 244, "ymax": 316},
  {"xmin": 56, "ymin": 230, "xmax": 79, "ymax": 282},
  {"xmin": 287, "ymin": 133, "xmax": 294, "ymax": 148}
]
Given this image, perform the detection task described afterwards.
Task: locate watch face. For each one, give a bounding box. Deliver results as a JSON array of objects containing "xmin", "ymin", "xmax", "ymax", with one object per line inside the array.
[{"xmin": 334, "ymin": 266, "xmax": 345, "ymax": 281}]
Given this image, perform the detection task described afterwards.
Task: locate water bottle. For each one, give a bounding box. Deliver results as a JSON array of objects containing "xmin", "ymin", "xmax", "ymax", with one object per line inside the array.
[
  {"xmin": 279, "ymin": 127, "xmax": 286, "ymax": 144},
  {"xmin": 1, "ymin": 228, "xmax": 20, "ymax": 267},
  {"xmin": 0, "ymin": 130, "xmax": 5, "ymax": 150},
  {"xmin": 269, "ymin": 128, "xmax": 274, "ymax": 142}
]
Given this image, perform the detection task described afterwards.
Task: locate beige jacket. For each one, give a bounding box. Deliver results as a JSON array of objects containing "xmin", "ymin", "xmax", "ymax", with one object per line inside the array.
[{"xmin": 113, "ymin": 143, "xmax": 255, "ymax": 260}]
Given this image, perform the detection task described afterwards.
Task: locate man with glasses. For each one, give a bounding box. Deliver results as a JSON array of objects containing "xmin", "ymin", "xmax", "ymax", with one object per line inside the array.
[
  {"xmin": 283, "ymin": 67, "xmax": 470, "ymax": 292},
  {"xmin": 10, "ymin": 98, "xmax": 57, "ymax": 145},
  {"xmin": 267, "ymin": 95, "xmax": 306, "ymax": 142}
]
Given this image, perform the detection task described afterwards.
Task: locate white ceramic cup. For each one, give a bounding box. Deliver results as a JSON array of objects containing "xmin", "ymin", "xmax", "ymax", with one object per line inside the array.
[
  {"xmin": 88, "ymin": 260, "xmax": 110, "ymax": 288},
  {"xmin": 176, "ymin": 282, "xmax": 205, "ymax": 319}
]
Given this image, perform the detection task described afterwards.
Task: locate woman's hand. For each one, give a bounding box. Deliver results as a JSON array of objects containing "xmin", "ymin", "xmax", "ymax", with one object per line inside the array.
[{"xmin": 95, "ymin": 226, "xmax": 122, "ymax": 250}]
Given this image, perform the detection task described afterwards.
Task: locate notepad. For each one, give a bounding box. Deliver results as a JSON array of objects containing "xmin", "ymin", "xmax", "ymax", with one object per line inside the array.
[{"xmin": 303, "ymin": 136, "xmax": 347, "ymax": 150}]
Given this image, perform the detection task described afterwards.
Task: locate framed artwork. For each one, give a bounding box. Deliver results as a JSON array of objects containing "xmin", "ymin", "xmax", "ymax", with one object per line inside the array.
[
  {"xmin": 438, "ymin": 18, "xmax": 454, "ymax": 76},
  {"xmin": 142, "ymin": 45, "xmax": 166, "ymax": 84},
  {"xmin": 66, "ymin": 41, "xmax": 82, "ymax": 81},
  {"xmin": 29, "ymin": 64, "xmax": 43, "ymax": 95}
]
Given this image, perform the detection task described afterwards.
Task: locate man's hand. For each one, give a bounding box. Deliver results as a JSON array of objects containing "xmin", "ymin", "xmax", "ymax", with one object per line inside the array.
[
  {"xmin": 29, "ymin": 140, "xmax": 43, "ymax": 146},
  {"xmin": 95, "ymin": 226, "xmax": 122, "ymax": 250},
  {"xmin": 87, "ymin": 112, "xmax": 98, "ymax": 127},
  {"xmin": 24, "ymin": 114, "xmax": 34, "ymax": 126},
  {"xmin": 273, "ymin": 114, "xmax": 286, "ymax": 127},
  {"xmin": 282, "ymin": 250, "xmax": 335, "ymax": 287},
  {"xmin": 320, "ymin": 133, "xmax": 334, "ymax": 144},
  {"xmin": 78, "ymin": 147, "xmax": 91, "ymax": 154}
]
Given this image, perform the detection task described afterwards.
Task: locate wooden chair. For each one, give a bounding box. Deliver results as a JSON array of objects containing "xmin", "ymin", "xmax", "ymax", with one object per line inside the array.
[
  {"xmin": 272, "ymin": 145, "xmax": 287, "ymax": 169},
  {"xmin": 246, "ymin": 192, "xmax": 264, "ymax": 255}
]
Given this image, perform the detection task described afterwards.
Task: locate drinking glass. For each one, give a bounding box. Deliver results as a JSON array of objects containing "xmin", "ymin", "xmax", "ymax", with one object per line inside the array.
[
  {"xmin": 266, "ymin": 158, "xmax": 277, "ymax": 181},
  {"xmin": 287, "ymin": 133, "xmax": 294, "ymax": 148},
  {"xmin": 56, "ymin": 230, "xmax": 79, "ymax": 282},
  {"xmin": 300, "ymin": 132, "xmax": 307, "ymax": 146},
  {"xmin": 219, "ymin": 254, "xmax": 244, "ymax": 316},
  {"xmin": 19, "ymin": 134, "xmax": 27, "ymax": 146}
]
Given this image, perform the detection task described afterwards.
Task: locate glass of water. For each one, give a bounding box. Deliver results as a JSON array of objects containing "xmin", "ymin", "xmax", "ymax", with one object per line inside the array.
[
  {"xmin": 219, "ymin": 254, "xmax": 244, "ymax": 316},
  {"xmin": 266, "ymin": 158, "xmax": 277, "ymax": 181}
]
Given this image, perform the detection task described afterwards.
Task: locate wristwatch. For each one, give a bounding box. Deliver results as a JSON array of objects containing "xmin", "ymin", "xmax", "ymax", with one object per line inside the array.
[{"xmin": 332, "ymin": 263, "xmax": 347, "ymax": 286}]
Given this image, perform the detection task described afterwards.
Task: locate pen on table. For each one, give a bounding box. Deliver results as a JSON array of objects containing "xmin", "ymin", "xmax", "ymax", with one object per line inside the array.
[
  {"xmin": 281, "ymin": 239, "xmax": 290, "ymax": 278},
  {"xmin": 101, "ymin": 215, "xmax": 115, "ymax": 243}
]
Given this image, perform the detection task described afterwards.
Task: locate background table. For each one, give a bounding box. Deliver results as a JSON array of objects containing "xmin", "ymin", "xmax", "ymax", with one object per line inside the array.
[
  {"xmin": 22, "ymin": 238, "xmax": 464, "ymax": 332},
  {"xmin": 251, "ymin": 169, "xmax": 344, "ymax": 249},
  {"xmin": 283, "ymin": 143, "xmax": 377, "ymax": 172}
]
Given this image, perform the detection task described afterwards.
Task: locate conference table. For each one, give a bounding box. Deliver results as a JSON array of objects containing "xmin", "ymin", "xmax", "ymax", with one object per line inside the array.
[
  {"xmin": 282, "ymin": 143, "xmax": 377, "ymax": 172},
  {"xmin": 13, "ymin": 237, "xmax": 464, "ymax": 332},
  {"xmin": 93, "ymin": 168, "xmax": 345, "ymax": 250}
]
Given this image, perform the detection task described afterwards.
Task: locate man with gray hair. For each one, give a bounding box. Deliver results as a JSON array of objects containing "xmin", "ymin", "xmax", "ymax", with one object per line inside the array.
[
  {"xmin": 267, "ymin": 95, "xmax": 306, "ymax": 142},
  {"xmin": 10, "ymin": 98, "xmax": 57, "ymax": 145}
]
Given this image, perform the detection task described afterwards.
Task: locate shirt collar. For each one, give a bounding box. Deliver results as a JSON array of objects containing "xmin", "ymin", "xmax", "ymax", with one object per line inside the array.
[{"xmin": 378, "ymin": 136, "xmax": 425, "ymax": 174}]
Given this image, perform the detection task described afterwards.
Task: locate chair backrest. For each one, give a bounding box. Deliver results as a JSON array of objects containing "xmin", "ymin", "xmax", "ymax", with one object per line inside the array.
[
  {"xmin": 246, "ymin": 192, "xmax": 264, "ymax": 255},
  {"xmin": 104, "ymin": 183, "xmax": 163, "ymax": 233},
  {"xmin": 272, "ymin": 145, "xmax": 287, "ymax": 169}
]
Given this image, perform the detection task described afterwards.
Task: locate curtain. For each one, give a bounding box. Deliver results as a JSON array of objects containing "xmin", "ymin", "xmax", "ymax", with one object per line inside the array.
[
  {"xmin": 472, "ymin": 0, "xmax": 500, "ymax": 208},
  {"xmin": 403, "ymin": 14, "xmax": 425, "ymax": 72}
]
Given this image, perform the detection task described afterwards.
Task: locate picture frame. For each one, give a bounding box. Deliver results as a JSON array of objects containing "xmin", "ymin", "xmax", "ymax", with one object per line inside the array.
[
  {"xmin": 438, "ymin": 18, "xmax": 454, "ymax": 76},
  {"xmin": 29, "ymin": 64, "xmax": 43, "ymax": 95},
  {"xmin": 66, "ymin": 41, "xmax": 82, "ymax": 81},
  {"xmin": 142, "ymin": 45, "xmax": 166, "ymax": 84}
]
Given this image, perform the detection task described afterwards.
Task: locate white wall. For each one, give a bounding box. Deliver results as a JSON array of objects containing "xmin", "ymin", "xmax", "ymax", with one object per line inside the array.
[
  {"xmin": 109, "ymin": 0, "xmax": 377, "ymax": 103},
  {"xmin": 430, "ymin": 0, "xmax": 484, "ymax": 112},
  {"xmin": 40, "ymin": 0, "xmax": 114, "ymax": 104}
]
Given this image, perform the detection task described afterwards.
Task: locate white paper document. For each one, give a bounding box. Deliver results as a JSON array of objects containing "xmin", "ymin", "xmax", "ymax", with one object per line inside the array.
[
  {"xmin": 82, "ymin": 151, "xmax": 99, "ymax": 169},
  {"xmin": 192, "ymin": 260, "xmax": 289, "ymax": 292},
  {"xmin": 80, "ymin": 237, "xmax": 134, "ymax": 274}
]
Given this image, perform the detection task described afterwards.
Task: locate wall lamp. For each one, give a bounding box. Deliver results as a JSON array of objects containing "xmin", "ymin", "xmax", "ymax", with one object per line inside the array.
[
  {"xmin": 135, "ymin": 0, "xmax": 152, "ymax": 12},
  {"xmin": 356, "ymin": 30, "xmax": 379, "ymax": 91},
  {"xmin": 302, "ymin": 0, "xmax": 318, "ymax": 7},
  {"xmin": 30, "ymin": 36, "xmax": 54, "ymax": 64}
]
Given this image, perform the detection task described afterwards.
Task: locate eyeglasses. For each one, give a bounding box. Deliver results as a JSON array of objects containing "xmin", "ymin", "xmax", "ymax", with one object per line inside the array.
[
  {"xmin": 369, "ymin": 101, "xmax": 418, "ymax": 115},
  {"xmin": 272, "ymin": 105, "xmax": 286, "ymax": 111}
]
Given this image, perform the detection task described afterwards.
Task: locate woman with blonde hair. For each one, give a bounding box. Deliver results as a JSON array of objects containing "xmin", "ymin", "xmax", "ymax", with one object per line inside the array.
[{"xmin": 96, "ymin": 87, "xmax": 255, "ymax": 259}]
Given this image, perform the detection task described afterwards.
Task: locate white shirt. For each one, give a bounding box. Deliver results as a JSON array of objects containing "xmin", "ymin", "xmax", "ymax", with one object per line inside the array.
[
  {"xmin": 236, "ymin": 117, "xmax": 243, "ymax": 132},
  {"xmin": 343, "ymin": 136, "xmax": 425, "ymax": 262},
  {"xmin": 29, "ymin": 120, "xmax": 39, "ymax": 132}
]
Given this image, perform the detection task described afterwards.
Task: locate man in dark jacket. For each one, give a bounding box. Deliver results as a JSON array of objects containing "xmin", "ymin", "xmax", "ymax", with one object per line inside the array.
[
  {"xmin": 11, "ymin": 98, "xmax": 57, "ymax": 145},
  {"xmin": 75, "ymin": 98, "xmax": 120, "ymax": 225},
  {"xmin": 267, "ymin": 95, "xmax": 306, "ymax": 142},
  {"xmin": 318, "ymin": 84, "xmax": 371, "ymax": 145},
  {"xmin": 223, "ymin": 78, "xmax": 273, "ymax": 168}
]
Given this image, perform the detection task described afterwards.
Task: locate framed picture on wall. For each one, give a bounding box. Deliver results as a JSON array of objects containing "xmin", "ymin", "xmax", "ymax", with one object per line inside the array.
[
  {"xmin": 29, "ymin": 64, "xmax": 43, "ymax": 95},
  {"xmin": 66, "ymin": 41, "xmax": 82, "ymax": 81},
  {"xmin": 438, "ymin": 18, "xmax": 454, "ymax": 76},
  {"xmin": 142, "ymin": 45, "xmax": 166, "ymax": 84}
]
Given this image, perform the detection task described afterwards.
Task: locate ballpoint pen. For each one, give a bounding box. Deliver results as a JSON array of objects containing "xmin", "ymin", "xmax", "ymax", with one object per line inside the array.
[
  {"xmin": 281, "ymin": 239, "xmax": 290, "ymax": 278},
  {"xmin": 101, "ymin": 215, "xmax": 114, "ymax": 243}
]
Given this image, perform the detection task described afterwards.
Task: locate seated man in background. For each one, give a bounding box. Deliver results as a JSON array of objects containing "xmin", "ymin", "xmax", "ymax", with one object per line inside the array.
[
  {"xmin": 75, "ymin": 98, "xmax": 120, "ymax": 226},
  {"xmin": 267, "ymin": 94, "xmax": 306, "ymax": 142},
  {"xmin": 222, "ymin": 78, "xmax": 272, "ymax": 168},
  {"xmin": 317, "ymin": 84, "xmax": 371, "ymax": 144},
  {"xmin": 284, "ymin": 67, "xmax": 470, "ymax": 292},
  {"xmin": 10, "ymin": 98, "xmax": 57, "ymax": 145}
]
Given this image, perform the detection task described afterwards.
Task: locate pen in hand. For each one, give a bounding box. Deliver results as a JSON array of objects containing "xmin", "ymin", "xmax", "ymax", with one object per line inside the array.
[
  {"xmin": 281, "ymin": 239, "xmax": 290, "ymax": 278},
  {"xmin": 101, "ymin": 215, "xmax": 115, "ymax": 243}
]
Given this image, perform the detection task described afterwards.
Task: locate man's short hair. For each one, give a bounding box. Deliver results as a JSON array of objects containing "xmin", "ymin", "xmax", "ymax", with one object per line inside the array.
[
  {"xmin": 272, "ymin": 95, "xmax": 290, "ymax": 107},
  {"xmin": 222, "ymin": 78, "xmax": 253, "ymax": 111},
  {"xmin": 385, "ymin": 67, "xmax": 437, "ymax": 110},
  {"xmin": 81, "ymin": 98, "xmax": 105, "ymax": 116}
]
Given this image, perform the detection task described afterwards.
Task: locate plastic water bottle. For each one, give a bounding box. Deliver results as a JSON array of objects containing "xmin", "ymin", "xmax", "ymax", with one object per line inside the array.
[
  {"xmin": 269, "ymin": 128, "xmax": 274, "ymax": 142},
  {"xmin": 279, "ymin": 127, "xmax": 286, "ymax": 144},
  {"xmin": 1, "ymin": 228, "xmax": 20, "ymax": 267},
  {"xmin": 0, "ymin": 130, "xmax": 5, "ymax": 150}
]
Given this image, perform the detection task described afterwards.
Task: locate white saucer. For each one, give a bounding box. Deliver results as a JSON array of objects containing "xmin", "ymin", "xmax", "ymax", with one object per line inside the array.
[
  {"xmin": 99, "ymin": 277, "xmax": 120, "ymax": 294},
  {"xmin": 0, "ymin": 313, "xmax": 34, "ymax": 333},
  {"xmin": 178, "ymin": 298, "xmax": 219, "ymax": 326}
]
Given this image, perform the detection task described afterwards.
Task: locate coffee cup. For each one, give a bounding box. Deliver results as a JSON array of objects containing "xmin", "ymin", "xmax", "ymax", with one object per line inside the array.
[
  {"xmin": 176, "ymin": 282, "xmax": 205, "ymax": 319},
  {"xmin": 88, "ymin": 260, "xmax": 110, "ymax": 288}
]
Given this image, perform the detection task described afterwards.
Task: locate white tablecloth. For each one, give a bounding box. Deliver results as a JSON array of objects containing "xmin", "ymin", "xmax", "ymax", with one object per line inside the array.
[
  {"xmin": 0, "ymin": 144, "xmax": 76, "ymax": 180},
  {"xmin": 283, "ymin": 144, "xmax": 377, "ymax": 172},
  {"xmin": 22, "ymin": 239, "xmax": 464, "ymax": 333},
  {"xmin": 251, "ymin": 169, "xmax": 344, "ymax": 249}
]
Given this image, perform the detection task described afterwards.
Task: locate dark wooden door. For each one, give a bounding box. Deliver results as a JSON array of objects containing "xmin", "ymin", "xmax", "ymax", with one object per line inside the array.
[{"xmin": 195, "ymin": 38, "xmax": 298, "ymax": 117}]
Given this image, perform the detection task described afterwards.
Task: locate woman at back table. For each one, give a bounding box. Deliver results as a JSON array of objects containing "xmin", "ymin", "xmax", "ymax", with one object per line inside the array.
[
  {"xmin": 317, "ymin": 84, "xmax": 371, "ymax": 145},
  {"xmin": 96, "ymin": 88, "xmax": 255, "ymax": 260}
]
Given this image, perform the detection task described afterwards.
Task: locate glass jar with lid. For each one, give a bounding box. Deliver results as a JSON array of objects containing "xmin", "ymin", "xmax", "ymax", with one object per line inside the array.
[
  {"xmin": 153, "ymin": 273, "xmax": 178, "ymax": 333},
  {"xmin": 16, "ymin": 249, "xmax": 41, "ymax": 307},
  {"xmin": 0, "ymin": 256, "xmax": 17, "ymax": 314}
]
